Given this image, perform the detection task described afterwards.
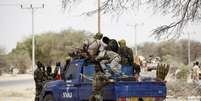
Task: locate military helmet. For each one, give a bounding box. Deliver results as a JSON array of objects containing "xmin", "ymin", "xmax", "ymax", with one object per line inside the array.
[
  {"xmin": 94, "ymin": 32, "xmax": 103, "ymax": 40},
  {"xmin": 118, "ymin": 39, "xmax": 126, "ymax": 47}
]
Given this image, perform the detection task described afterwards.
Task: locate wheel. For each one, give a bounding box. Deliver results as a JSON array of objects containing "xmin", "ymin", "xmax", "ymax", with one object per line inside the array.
[
  {"xmin": 147, "ymin": 68, "xmax": 152, "ymax": 71},
  {"xmin": 43, "ymin": 94, "xmax": 54, "ymax": 101}
]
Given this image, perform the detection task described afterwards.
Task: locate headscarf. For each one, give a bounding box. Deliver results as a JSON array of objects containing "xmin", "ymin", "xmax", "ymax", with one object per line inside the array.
[{"xmin": 118, "ymin": 39, "xmax": 126, "ymax": 47}]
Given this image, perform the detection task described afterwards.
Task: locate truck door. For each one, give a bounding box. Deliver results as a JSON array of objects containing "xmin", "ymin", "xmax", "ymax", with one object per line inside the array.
[
  {"xmin": 79, "ymin": 64, "xmax": 94, "ymax": 100},
  {"xmin": 79, "ymin": 63, "xmax": 115, "ymax": 101},
  {"xmin": 59, "ymin": 60, "xmax": 83, "ymax": 101}
]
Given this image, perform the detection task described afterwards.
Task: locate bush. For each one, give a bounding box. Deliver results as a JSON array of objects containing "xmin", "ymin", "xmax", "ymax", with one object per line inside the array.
[
  {"xmin": 18, "ymin": 69, "xmax": 26, "ymax": 74},
  {"xmin": 167, "ymin": 80, "xmax": 201, "ymax": 96},
  {"xmin": 176, "ymin": 64, "xmax": 190, "ymax": 80},
  {"xmin": 0, "ymin": 69, "xmax": 2, "ymax": 76},
  {"xmin": 7, "ymin": 50, "xmax": 31, "ymax": 74}
]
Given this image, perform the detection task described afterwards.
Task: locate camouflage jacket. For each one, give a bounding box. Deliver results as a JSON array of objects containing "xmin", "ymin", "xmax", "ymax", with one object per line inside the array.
[
  {"xmin": 96, "ymin": 50, "xmax": 121, "ymax": 62},
  {"xmin": 92, "ymin": 72, "xmax": 110, "ymax": 95},
  {"xmin": 118, "ymin": 46, "xmax": 133, "ymax": 65},
  {"xmin": 34, "ymin": 68, "xmax": 44, "ymax": 87}
]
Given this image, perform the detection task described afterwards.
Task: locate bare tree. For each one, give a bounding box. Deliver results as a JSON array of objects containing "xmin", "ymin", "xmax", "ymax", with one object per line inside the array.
[
  {"xmin": 148, "ymin": 0, "xmax": 201, "ymax": 39},
  {"xmin": 62, "ymin": 0, "xmax": 141, "ymax": 16},
  {"xmin": 62, "ymin": 0, "xmax": 201, "ymax": 39}
]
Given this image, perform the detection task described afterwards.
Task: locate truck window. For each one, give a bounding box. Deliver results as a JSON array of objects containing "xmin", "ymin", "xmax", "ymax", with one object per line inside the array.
[
  {"xmin": 82, "ymin": 64, "xmax": 95, "ymax": 82},
  {"xmin": 66, "ymin": 63, "xmax": 79, "ymax": 81}
]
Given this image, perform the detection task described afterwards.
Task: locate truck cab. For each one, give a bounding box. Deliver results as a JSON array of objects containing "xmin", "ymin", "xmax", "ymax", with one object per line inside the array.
[{"xmin": 40, "ymin": 59, "xmax": 167, "ymax": 101}]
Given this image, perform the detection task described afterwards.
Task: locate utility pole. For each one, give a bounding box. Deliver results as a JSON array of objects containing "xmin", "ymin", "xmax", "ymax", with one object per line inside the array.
[
  {"xmin": 188, "ymin": 32, "xmax": 191, "ymax": 65},
  {"xmin": 134, "ymin": 24, "xmax": 137, "ymax": 56},
  {"xmin": 97, "ymin": 0, "xmax": 101, "ymax": 33},
  {"xmin": 127, "ymin": 23, "xmax": 144, "ymax": 56},
  {"xmin": 21, "ymin": 4, "xmax": 44, "ymax": 74}
]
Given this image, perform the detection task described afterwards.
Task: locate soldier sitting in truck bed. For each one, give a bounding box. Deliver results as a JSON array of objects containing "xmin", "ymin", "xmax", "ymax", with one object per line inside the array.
[{"xmin": 118, "ymin": 39, "xmax": 133, "ymax": 65}]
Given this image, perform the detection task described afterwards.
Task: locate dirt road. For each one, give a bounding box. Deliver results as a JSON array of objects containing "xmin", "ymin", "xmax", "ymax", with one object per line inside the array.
[{"xmin": 0, "ymin": 74, "xmax": 35, "ymax": 101}]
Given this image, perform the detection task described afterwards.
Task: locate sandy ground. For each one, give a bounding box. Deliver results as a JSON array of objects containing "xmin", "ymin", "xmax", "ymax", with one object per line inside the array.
[
  {"xmin": 0, "ymin": 74, "xmax": 35, "ymax": 101},
  {"xmin": 0, "ymin": 73, "xmax": 33, "ymax": 80}
]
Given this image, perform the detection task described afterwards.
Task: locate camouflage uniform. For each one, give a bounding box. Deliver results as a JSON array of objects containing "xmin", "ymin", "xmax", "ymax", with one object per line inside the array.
[
  {"xmin": 83, "ymin": 33, "xmax": 103, "ymax": 57},
  {"xmin": 62, "ymin": 57, "xmax": 71, "ymax": 80},
  {"xmin": 96, "ymin": 50, "xmax": 121, "ymax": 76},
  {"xmin": 89, "ymin": 71, "xmax": 113, "ymax": 101},
  {"xmin": 118, "ymin": 39, "xmax": 133, "ymax": 65},
  {"xmin": 34, "ymin": 62, "xmax": 44, "ymax": 101},
  {"xmin": 42, "ymin": 65, "xmax": 48, "ymax": 81},
  {"xmin": 46, "ymin": 65, "xmax": 53, "ymax": 81}
]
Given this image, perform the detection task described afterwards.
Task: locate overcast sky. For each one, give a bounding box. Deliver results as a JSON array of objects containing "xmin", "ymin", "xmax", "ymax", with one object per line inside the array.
[{"xmin": 0, "ymin": 0, "xmax": 201, "ymax": 52}]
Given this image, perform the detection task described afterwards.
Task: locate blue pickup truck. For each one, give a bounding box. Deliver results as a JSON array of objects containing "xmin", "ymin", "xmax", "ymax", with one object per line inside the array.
[{"xmin": 40, "ymin": 59, "xmax": 167, "ymax": 101}]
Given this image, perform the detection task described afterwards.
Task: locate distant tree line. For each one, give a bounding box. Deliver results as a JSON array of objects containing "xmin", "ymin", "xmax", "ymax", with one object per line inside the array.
[
  {"xmin": 1, "ymin": 29, "xmax": 201, "ymax": 74},
  {"xmin": 0, "ymin": 29, "xmax": 89, "ymax": 74},
  {"xmin": 0, "ymin": 47, "xmax": 6, "ymax": 75},
  {"xmin": 138, "ymin": 39, "xmax": 201, "ymax": 65}
]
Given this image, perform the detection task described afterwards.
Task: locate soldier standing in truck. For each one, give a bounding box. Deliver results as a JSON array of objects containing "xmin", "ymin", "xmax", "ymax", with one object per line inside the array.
[{"xmin": 89, "ymin": 62, "xmax": 115, "ymax": 101}]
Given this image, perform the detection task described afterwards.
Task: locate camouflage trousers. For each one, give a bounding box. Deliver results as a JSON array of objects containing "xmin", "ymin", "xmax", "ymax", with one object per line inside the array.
[
  {"xmin": 100, "ymin": 57, "xmax": 121, "ymax": 76},
  {"xmin": 35, "ymin": 86, "xmax": 43, "ymax": 101},
  {"xmin": 110, "ymin": 57, "xmax": 121, "ymax": 74},
  {"xmin": 89, "ymin": 94, "xmax": 103, "ymax": 101}
]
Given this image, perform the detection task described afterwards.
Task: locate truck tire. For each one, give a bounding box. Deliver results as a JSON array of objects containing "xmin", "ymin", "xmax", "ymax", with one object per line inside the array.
[
  {"xmin": 44, "ymin": 94, "xmax": 54, "ymax": 101},
  {"xmin": 147, "ymin": 68, "xmax": 152, "ymax": 71}
]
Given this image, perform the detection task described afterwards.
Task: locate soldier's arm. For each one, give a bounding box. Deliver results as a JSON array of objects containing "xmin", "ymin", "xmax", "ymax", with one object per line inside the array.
[
  {"xmin": 34, "ymin": 71, "xmax": 38, "ymax": 80},
  {"xmin": 95, "ymin": 51, "xmax": 105, "ymax": 61}
]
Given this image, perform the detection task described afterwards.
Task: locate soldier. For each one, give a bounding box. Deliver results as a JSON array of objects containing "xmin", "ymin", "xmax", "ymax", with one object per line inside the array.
[
  {"xmin": 62, "ymin": 56, "xmax": 71, "ymax": 80},
  {"xmin": 83, "ymin": 32, "xmax": 103, "ymax": 57},
  {"xmin": 99, "ymin": 36, "xmax": 110, "ymax": 52},
  {"xmin": 41, "ymin": 64, "xmax": 48, "ymax": 81},
  {"xmin": 63, "ymin": 56, "xmax": 71, "ymax": 72},
  {"xmin": 89, "ymin": 62, "xmax": 115, "ymax": 101},
  {"xmin": 148, "ymin": 55, "xmax": 154, "ymax": 63},
  {"xmin": 192, "ymin": 61, "xmax": 200, "ymax": 81},
  {"xmin": 95, "ymin": 49, "xmax": 122, "ymax": 77},
  {"xmin": 118, "ymin": 39, "xmax": 133, "ymax": 65},
  {"xmin": 34, "ymin": 61, "xmax": 44, "ymax": 101},
  {"xmin": 46, "ymin": 65, "xmax": 53, "ymax": 81}
]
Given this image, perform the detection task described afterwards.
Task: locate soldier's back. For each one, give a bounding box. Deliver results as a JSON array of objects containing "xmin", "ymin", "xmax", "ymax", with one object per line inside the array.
[{"xmin": 93, "ymin": 72, "xmax": 107, "ymax": 92}]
